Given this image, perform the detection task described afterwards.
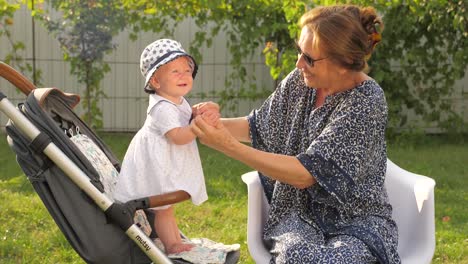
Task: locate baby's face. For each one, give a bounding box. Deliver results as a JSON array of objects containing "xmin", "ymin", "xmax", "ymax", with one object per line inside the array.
[{"xmin": 151, "ymin": 57, "xmax": 194, "ymax": 103}]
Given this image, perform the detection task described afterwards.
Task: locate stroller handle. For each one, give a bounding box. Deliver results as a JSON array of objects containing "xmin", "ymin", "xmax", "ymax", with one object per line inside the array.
[
  {"xmin": 147, "ymin": 190, "xmax": 191, "ymax": 208},
  {"xmin": 0, "ymin": 61, "xmax": 36, "ymax": 95},
  {"xmin": 125, "ymin": 190, "xmax": 191, "ymax": 211},
  {"xmin": 0, "ymin": 91, "xmax": 173, "ymax": 264}
]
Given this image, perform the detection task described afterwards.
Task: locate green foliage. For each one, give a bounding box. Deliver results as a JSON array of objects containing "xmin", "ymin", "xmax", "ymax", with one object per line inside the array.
[
  {"xmin": 6, "ymin": 0, "xmax": 466, "ymax": 131},
  {"xmin": 369, "ymin": 0, "xmax": 468, "ymax": 134},
  {"xmin": 265, "ymin": 0, "xmax": 468, "ymax": 133},
  {"xmin": 0, "ymin": 0, "xmax": 42, "ymax": 86},
  {"xmin": 34, "ymin": 0, "xmax": 128, "ymax": 129},
  {"xmin": 122, "ymin": 0, "xmax": 293, "ymax": 114},
  {"xmin": 123, "ymin": 0, "xmax": 467, "ymax": 132}
]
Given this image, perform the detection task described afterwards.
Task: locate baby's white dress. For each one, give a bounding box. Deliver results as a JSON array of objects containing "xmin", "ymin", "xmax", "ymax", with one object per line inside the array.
[{"xmin": 113, "ymin": 94, "xmax": 207, "ymax": 209}]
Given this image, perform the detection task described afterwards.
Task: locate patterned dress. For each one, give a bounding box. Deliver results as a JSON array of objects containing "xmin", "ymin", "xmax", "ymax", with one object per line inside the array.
[{"xmin": 247, "ymin": 69, "xmax": 401, "ymax": 263}]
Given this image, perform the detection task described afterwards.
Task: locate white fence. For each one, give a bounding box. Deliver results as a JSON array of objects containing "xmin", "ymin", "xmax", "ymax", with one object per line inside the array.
[
  {"xmin": 0, "ymin": 5, "xmax": 274, "ymax": 132},
  {"xmin": 1, "ymin": 5, "xmax": 467, "ymax": 133}
]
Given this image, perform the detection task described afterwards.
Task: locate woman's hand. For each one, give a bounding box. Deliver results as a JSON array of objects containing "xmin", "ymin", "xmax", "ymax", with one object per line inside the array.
[
  {"xmin": 191, "ymin": 115, "xmax": 237, "ymax": 153},
  {"xmin": 201, "ymin": 109, "xmax": 220, "ymax": 127},
  {"xmin": 192, "ymin": 114, "xmax": 315, "ymax": 188},
  {"xmin": 192, "ymin": 101, "xmax": 219, "ymax": 117},
  {"xmin": 192, "ymin": 101, "xmax": 220, "ymax": 126}
]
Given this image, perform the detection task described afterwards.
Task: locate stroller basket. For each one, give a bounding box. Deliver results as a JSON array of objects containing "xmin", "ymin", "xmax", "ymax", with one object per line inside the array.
[{"xmin": 0, "ymin": 62, "xmax": 239, "ymax": 264}]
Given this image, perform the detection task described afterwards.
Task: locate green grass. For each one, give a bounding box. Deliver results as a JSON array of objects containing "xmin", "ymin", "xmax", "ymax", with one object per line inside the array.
[{"xmin": 0, "ymin": 133, "xmax": 466, "ymax": 263}]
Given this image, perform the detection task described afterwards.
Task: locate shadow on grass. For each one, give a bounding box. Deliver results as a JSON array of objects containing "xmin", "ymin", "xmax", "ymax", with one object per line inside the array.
[
  {"xmin": 0, "ymin": 175, "xmax": 35, "ymax": 194},
  {"xmin": 198, "ymin": 144, "xmax": 251, "ymax": 199}
]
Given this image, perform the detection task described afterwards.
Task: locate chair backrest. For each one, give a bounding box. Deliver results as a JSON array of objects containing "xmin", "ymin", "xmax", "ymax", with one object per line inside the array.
[
  {"xmin": 243, "ymin": 159, "xmax": 436, "ymax": 264},
  {"xmin": 385, "ymin": 159, "xmax": 436, "ymax": 264}
]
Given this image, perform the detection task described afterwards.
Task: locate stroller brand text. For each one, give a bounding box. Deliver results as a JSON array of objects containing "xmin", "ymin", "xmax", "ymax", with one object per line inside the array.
[{"xmin": 136, "ymin": 235, "xmax": 151, "ymax": 251}]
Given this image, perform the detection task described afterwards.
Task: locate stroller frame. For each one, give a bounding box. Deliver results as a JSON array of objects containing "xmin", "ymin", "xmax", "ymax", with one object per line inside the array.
[
  {"xmin": 0, "ymin": 62, "xmax": 202, "ymax": 264},
  {"xmin": 0, "ymin": 90, "xmax": 170, "ymax": 263}
]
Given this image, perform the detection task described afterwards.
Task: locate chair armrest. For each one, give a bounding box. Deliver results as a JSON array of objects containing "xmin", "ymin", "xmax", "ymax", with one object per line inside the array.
[
  {"xmin": 385, "ymin": 159, "xmax": 436, "ymax": 263},
  {"xmin": 242, "ymin": 171, "xmax": 271, "ymax": 263},
  {"xmin": 386, "ymin": 159, "xmax": 436, "ymax": 212}
]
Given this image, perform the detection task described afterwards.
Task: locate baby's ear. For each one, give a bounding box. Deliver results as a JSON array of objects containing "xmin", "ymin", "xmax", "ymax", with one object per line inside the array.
[{"xmin": 149, "ymin": 76, "xmax": 160, "ymax": 89}]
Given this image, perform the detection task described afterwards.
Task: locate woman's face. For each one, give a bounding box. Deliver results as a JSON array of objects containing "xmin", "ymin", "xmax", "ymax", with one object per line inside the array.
[
  {"xmin": 150, "ymin": 56, "xmax": 194, "ymax": 104},
  {"xmin": 296, "ymin": 27, "xmax": 340, "ymax": 90}
]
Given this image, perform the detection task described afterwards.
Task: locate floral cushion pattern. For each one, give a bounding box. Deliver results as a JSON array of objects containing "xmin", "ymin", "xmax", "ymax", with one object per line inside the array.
[{"xmin": 70, "ymin": 132, "xmax": 118, "ymax": 199}]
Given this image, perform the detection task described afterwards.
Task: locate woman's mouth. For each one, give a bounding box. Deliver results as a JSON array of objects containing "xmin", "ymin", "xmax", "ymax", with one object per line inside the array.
[{"xmin": 302, "ymin": 72, "xmax": 313, "ymax": 80}]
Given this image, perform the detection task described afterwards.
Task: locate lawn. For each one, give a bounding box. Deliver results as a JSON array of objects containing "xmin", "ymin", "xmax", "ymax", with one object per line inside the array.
[{"xmin": 0, "ymin": 132, "xmax": 466, "ymax": 263}]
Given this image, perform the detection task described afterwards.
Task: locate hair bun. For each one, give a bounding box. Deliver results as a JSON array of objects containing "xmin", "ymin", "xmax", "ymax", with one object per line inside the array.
[
  {"xmin": 360, "ymin": 7, "xmax": 383, "ymax": 33},
  {"xmin": 359, "ymin": 7, "xmax": 383, "ymax": 57}
]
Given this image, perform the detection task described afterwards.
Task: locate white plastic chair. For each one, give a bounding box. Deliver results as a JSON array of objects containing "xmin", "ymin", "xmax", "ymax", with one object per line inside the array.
[{"xmin": 242, "ymin": 159, "xmax": 436, "ymax": 264}]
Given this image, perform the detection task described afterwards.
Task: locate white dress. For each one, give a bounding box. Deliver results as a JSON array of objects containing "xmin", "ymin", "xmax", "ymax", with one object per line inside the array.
[{"xmin": 113, "ymin": 94, "xmax": 208, "ymax": 209}]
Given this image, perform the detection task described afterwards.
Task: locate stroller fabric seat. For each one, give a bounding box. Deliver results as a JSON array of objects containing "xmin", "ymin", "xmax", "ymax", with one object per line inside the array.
[
  {"xmin": 3, "ymin": 87, "xmax": 240, "ymax": 264},
  {"xmin": 6, "ymin": 88, "xmax": 151, "ymax": 264}
]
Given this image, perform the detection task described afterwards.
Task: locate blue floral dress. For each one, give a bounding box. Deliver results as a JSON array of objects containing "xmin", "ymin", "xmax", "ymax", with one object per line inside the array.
[{"xmin": 247, "ymin": 69, "xmax": 401, "ymax": 263}]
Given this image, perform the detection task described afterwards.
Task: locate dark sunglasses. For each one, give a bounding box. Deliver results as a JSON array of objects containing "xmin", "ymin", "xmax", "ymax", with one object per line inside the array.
[{"xmin": 295, "ymin": 43, "xmax": 327, "ymax": 67}]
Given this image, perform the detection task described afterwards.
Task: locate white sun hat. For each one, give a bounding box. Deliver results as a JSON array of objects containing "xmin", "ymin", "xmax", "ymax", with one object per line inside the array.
[{"xmin": 140, "ymin": 39, "xmax": 198, "ymax": 93}]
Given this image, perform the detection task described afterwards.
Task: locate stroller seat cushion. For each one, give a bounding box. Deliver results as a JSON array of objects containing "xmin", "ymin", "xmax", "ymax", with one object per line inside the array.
[
  {"xmin": 70, "ymin": 132, "xmax": 119, "ymax": 198},
  {"xmin": 154, "ymin": 237, "xmax": 240, "ymax": 264},
  {"xmin": 134, "ymin": 209, "xmax": 152, "ymax": 236}
]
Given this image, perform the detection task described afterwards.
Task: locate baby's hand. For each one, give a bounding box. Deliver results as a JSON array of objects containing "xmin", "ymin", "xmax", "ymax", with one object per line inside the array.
[
  {"xmin": 201, "ymin": 109, "xmax": 220, "ymax": 127},
  {"xmin": 192, "ymin": 101, "xmax": 219, "ymax": 117}
]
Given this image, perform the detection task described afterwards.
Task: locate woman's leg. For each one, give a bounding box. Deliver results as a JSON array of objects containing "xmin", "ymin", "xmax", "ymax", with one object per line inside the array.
[
  {"xmin": 278, "ymin": 234, "xmax": 378, "ymax": 264},
  {"xmin": 269, "ymin": 212, "xmax": 377, "ymax": 263},
  {"xmin": 153, "ymin": 207, "xmax": 193, "ymax": 254}
]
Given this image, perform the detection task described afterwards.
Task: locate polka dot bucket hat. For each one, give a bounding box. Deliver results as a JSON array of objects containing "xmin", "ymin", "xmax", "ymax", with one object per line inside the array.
[{"xmin": 140, "ymin": 39, "xmax": 198, "ymax": 93}]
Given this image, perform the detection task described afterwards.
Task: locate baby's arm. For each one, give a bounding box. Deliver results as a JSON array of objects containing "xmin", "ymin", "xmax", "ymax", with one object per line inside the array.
[{"xmin": 165, "ymin": 126, "xmax": 197, "ymax": 145}]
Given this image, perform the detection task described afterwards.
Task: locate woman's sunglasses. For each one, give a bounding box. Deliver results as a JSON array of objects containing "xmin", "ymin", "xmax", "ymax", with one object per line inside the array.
[{"xmin": 295, "ymin": 43, "xmax": 327, "ymax": 67}]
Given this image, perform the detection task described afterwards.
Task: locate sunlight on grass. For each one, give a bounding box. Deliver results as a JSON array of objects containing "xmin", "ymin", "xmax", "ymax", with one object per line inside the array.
[
  {"xmin": 0, "ymin": 189, "xmax": 82, "ymax": 263},
  {"xmin": 0, "ymin": 133, "xmax": 466, "ymax": 263}
]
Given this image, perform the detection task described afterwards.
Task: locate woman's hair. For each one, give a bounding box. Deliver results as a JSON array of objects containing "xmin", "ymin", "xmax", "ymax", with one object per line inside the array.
[{"xmin": 299, "ymin": 5, "xmax": 384, "ymax": 72}]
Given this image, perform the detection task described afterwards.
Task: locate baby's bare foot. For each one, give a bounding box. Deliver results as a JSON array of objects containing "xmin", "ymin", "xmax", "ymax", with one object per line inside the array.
[{"xmin": 166, "ymin": 242, "xmax": 194, "ymax": 254}]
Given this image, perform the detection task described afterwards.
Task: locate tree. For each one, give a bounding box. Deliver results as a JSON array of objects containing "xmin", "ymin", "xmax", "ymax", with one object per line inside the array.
[
  {"xmin": 366, "ymin": 0, "xmax": 467, "ymax": 134},
  {"xmin": 124, "ymin": 0, "xmax": 467, "ymax": 133},
  {"xmin": 16, "ymin": 0, "xmax": 465, "ymax": 132},
  {"xmin": 36, "ymin": 0, "xmax": 127, "ymax": 128},
  {"xmin": 122, "ymin": 0, "xmax": 297, "ymax": 112},
  {"xmin": 0, "ymin": 0, "xmax": 42, "ymax": 85}
]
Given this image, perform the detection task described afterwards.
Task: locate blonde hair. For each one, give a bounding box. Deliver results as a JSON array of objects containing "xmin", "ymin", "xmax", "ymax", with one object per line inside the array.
[{"xmin": 299, "ymin": 5, "xmax": 383, "ymax": 72}]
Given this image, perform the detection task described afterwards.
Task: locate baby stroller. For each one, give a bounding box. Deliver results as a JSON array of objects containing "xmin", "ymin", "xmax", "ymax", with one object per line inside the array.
[{"xmin": 0, "ymin": 62, "xmax": 240, "ymax": 264}]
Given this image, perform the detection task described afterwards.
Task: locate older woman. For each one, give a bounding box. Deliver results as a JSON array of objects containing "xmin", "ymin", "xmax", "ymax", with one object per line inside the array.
[{"xmin": 192, "ymin": 4, "xmax": 400, "ymax": 264}]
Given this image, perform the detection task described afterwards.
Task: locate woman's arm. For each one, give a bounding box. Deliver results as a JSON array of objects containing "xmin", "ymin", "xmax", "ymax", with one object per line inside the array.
[
  {"xmin": 221, "ymin": 117, "xmax": 251, "ymax": 143},
  {"xmin": 193, "ymin": 102, "xmax": 251, "ymax": 143},
  {"xmin": 192, "ymin": 116, "xmax": 316, "ymax": 189},
  {"xmin": 227, "ymin": 140, "xmax": 316, "ymax": 189}
]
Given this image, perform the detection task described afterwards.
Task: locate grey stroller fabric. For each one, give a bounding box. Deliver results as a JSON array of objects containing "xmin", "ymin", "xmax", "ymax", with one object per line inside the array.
[
  {"xmin": 6, "ymin": 89, "xmax": 151, "ymax": 264},
  {"xmin": 5, "ymin": 89, "xmax": 240, "ymax": 264}
]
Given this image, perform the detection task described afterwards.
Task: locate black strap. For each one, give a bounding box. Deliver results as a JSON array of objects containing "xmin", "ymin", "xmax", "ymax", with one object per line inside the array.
[
  {"xmin": 0, "ymin": 91, "xmax": 6, "ymax": 101},
  {"xmin": 148, "ymin": 50, "xmax": 185, "ymax": 72},
  {"xmin": 29, "ymin": 158, "xmax": 54, "ymax": 182},
  {"xmin": 29, "ymin": 132, "xmax": 52, "ymax": 154}
]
